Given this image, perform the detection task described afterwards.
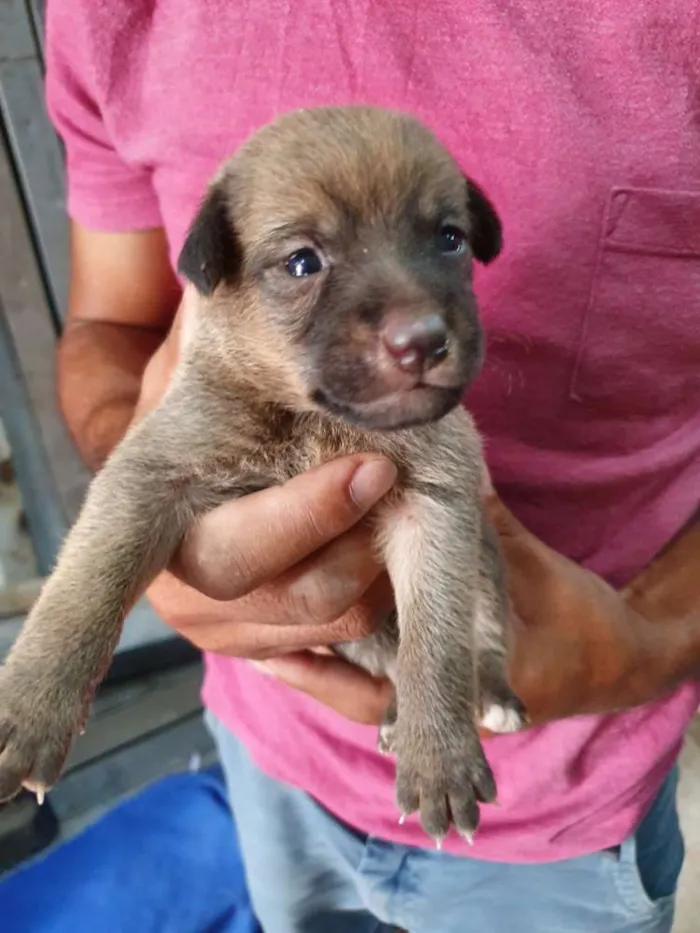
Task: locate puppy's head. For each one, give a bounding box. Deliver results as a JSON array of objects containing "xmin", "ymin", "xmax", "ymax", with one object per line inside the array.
[{"xmin": 178, "ymin": 107, "xmax": 502, "ymax": 430}]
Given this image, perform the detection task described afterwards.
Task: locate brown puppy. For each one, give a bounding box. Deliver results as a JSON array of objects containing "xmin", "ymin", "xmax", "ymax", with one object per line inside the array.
[{"xmin": 0, "ymin": 106, "xmax": 524, "ymax": 843}]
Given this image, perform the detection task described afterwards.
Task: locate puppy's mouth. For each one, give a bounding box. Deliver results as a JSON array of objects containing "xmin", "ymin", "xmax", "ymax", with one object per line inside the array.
[{"xmin": 311, "ymin": 383, "xmax": 465, "ymax": 430}]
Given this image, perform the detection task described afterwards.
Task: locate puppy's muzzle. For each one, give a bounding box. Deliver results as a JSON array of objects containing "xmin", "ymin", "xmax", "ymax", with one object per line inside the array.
[{"xmin": 382, "ymin": 311, "xmax": 449, "ymax": 375}]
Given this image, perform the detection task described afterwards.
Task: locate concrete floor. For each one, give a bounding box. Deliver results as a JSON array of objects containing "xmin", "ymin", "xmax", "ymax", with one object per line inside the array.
[{"xmin": 0, "ymin": 419, "xmax": 38, "ymax": 589}]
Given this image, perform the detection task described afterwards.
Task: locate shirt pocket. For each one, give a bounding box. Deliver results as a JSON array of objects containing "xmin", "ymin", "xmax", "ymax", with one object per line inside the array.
[{"xmin": 569, "ymin": 186, "xmax": 700, "ymax": 416}]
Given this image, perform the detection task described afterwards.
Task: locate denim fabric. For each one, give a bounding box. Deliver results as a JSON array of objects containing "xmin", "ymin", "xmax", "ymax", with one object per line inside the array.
[{"xmin": 207, "ymin": 713, "xmax": 683, "ymax": 933}]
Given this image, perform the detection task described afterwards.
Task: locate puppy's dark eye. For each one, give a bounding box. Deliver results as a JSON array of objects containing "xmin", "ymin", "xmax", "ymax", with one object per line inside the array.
[
  {"xmin": 437, "ymin": 225, "xmax": 467, "ymax": 254},
  {"xmin": 285, "ymin": 248, "xmax": 324, "ymax": 277}
]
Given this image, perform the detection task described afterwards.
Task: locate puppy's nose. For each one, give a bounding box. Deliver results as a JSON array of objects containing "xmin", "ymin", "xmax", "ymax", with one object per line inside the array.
[{"xmin": 382, "ymin": 313, "xmax": 449, "ymax": 374}]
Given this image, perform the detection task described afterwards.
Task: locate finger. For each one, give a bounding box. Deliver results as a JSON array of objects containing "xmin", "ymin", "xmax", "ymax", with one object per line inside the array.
[
  {"xmin": 177, "ymin": 521, "xmax": 385, "ymax": 628},
  {"xmin": 202, "ymin": 523, "xmax": 384, "ymax": 625},
  {"xmin": 484, "ymin": 493, "xmax": 544, "ymax": 553},
  {"xmin": 173, "ymin": 454, "xmax": 397, "ymax": 600},
  {"xmin": 263, "ymin": 523, "xmax": 385, "ymax": 625},
  {"xmin": 201, "ymin": 575, "xmax": 394, "ymax": 653},
  {"xmin": 250, "ymin": 652, "xmax": 393, "ymax": 725},
  {"xmin": 484, "ymin": 493, "xmax": 563, "ymax": 624}
]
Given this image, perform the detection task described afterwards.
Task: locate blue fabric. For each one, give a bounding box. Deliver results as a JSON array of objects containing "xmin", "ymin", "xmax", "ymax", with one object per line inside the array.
[
  {"xmin": 0, "ymin": 766, "xmax": 262, "ymax": 933},
  {"xmin": 209, "ymin": 712, "xmax": 684, "ymax": 933}
]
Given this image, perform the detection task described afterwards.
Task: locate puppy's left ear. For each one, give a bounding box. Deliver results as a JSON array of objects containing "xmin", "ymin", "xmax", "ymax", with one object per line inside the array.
[
  {"xmin": 465, "ymin": 178, "xmax": 503, "ymax": 265},
  {"xmin": 177, "ymin": 184, "xmax": 241, "ymax": 295}
]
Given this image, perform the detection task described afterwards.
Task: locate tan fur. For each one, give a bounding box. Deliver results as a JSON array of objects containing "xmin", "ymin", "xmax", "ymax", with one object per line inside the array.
[{"xmin": 0, "ymin": 106, "xmax": 523, "ymax": 842}]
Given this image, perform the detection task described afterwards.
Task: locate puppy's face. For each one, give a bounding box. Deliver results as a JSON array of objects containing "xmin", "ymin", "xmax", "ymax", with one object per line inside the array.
[{"xmin": 178, "ymin": 107, "xmax": 502, "ymax": 430}]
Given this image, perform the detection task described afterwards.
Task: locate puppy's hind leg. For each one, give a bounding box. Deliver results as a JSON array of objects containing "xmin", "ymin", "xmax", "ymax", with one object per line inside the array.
[
  {"xmin": 476, "ymin": 520, "xmax": 527, "ymax": 736},
  {"xmin": 333, "ymin": 612, "xmax": 400, "ymax": 755}
]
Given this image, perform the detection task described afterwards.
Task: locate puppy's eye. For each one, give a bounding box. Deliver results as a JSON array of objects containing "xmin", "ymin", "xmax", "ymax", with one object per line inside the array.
[
  {"xmin": 285, "ymin": 248, "xmax": 324, "ymax": 277},
  {"xmin": 437, "ymin": 225, "xmax": 467, "ymax": 254}
]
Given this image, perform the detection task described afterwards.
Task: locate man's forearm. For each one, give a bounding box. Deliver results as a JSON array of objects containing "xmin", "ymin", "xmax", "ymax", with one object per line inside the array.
[
  {"xmin": 58, "ymin": 320, "xmax": 163, "ymax": 470},
  {"xmin": 623, "ymin": 512, "xmax": 700, "ymax": 683}
]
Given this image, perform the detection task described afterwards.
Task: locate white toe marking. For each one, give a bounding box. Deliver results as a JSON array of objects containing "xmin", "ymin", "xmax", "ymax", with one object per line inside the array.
[{"xmin": 481, "ymin": 704, "xmax": 523, "ymax": 734}]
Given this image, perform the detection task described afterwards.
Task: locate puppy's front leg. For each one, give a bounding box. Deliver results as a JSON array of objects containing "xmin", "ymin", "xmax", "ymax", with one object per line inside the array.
[
  {"xmin": 0, "ymin": 412, "xmax": 200, "ymax": 802},
  {"xmin": 377, "ymin": 489, "xmax": 495, "ymax": 844}
]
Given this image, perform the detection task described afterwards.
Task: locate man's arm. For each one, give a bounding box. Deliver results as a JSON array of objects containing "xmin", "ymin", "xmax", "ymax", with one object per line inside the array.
[
  {"xmin": 623, "ymin": 511, "xmax": 700, "ymax": 683},
  {"xmin": 58, "ymin": 222, "xmax": 181, "ymax": 469}
]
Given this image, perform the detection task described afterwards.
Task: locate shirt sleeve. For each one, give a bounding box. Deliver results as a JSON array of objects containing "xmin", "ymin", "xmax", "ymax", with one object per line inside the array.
[{"xmin": 44, "ymin": 2, "xmax": 163, "ymax": 232}]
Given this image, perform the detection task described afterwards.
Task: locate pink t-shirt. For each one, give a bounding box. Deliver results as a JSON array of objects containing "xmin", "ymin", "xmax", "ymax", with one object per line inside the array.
[{"xmin": 45, "ymin": 0, "xmax": 700, "ymax": 862}]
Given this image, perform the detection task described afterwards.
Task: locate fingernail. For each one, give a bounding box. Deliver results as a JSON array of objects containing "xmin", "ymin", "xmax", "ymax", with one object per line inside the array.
[
  {"xmin": 249, "ymin": 661, "xmax": 275, "ymax": 676},
  {"xmin": 350, "ymin": 459, "xmax": 397, "ymax": 510}
]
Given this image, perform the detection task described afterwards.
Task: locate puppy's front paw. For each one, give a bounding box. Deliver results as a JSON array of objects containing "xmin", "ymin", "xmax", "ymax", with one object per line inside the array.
[
  {"xmin": 395, "ymin": 724, "xmax": 496, "ymax": 845},
  {"xmin": 0, "ymin": 667, "xmax": 83, "ymax": 803}
]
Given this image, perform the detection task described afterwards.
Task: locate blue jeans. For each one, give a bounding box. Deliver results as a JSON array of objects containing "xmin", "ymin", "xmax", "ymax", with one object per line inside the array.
[{"xmin": 207, "ymin": 713, "xmax": 684, "ymax": 933}]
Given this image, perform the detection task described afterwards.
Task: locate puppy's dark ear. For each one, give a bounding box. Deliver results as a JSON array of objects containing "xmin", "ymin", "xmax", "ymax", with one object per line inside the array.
[
  {"xmin": 177, "ymin": 185, "xmax": 240, "ymax": 295},
  {"xmin": 465, "ymin": 178, "xmax": 503, "ymax": 265}
]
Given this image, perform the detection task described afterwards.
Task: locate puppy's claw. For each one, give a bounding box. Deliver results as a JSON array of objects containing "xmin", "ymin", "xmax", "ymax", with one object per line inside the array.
[
  {"xmin": 459, "ymin": 830, "xmax": 475, "ymax": 846},
  {"xmin": 434, "ymin": 835, "xmax": 445, "ymax": 851},
  {"xmin": 398, "ymin": 812, "xmax": 408, "ymax": 825},
  {"xmin": 22, "ymin": 781, "xmax": 48, "ymax": 806}
]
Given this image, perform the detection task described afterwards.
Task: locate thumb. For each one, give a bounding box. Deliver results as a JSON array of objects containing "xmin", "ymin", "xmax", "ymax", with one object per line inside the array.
[
  {"xmin": 484, "ymin": 492, "xmax": 554, "ymax": 573},
  {"xmin": 484, "ymin": 493, "xmax": 559, "ymax": 627},
  {"xmin": 484, "ymin": 492, "xmax": 532, "ymax": 543},
  {"xmin": 174, "ymin": 454, "xmax": 397, "ymax": 600},
  {"xmin": 251, "ymin": 652, "xmax": 393, "ymax": 725}
]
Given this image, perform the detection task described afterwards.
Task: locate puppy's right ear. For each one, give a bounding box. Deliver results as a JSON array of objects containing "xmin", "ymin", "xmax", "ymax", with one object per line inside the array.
[
  {"xmin": 465, "ymin": 178, "xmax": 503, "ymax": 266},
  {"xmin": 177, "ymin": 185, "xmax": 240, "ymax": 295}
]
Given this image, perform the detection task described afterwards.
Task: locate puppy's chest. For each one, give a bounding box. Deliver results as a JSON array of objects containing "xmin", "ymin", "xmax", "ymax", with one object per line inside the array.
[
  {"xmin": 217, "ymin": 407, "xmax": 477, "ymax": 498},
  {"xmin": 236, "ymin": 417, "xmax": 390, "ymax": 487},
  {"xmin": 184, "ymin": 390, "xmax": 400, "ymax": 494}
]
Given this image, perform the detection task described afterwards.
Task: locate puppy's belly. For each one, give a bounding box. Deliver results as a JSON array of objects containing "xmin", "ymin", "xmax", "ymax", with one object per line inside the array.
[{"xmin": 333, "ymin": 612, "xmax": 398, "ymax": 681}]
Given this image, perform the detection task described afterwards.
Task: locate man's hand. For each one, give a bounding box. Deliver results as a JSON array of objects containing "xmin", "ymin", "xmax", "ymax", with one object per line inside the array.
[
  {"xmin": 146, "ymin": 446, "xmax": 396, "ymax": 725},
  {"xmin": 255, "ymin": 493, "xmax": 698, "ymax": 731},
  {"xmin": 149, "ymin": 455, "xmax": 397, "ymax": 654},
  {"xmin": 483, "ymin": 495, "xmax": 685, "ymax": 723}
]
